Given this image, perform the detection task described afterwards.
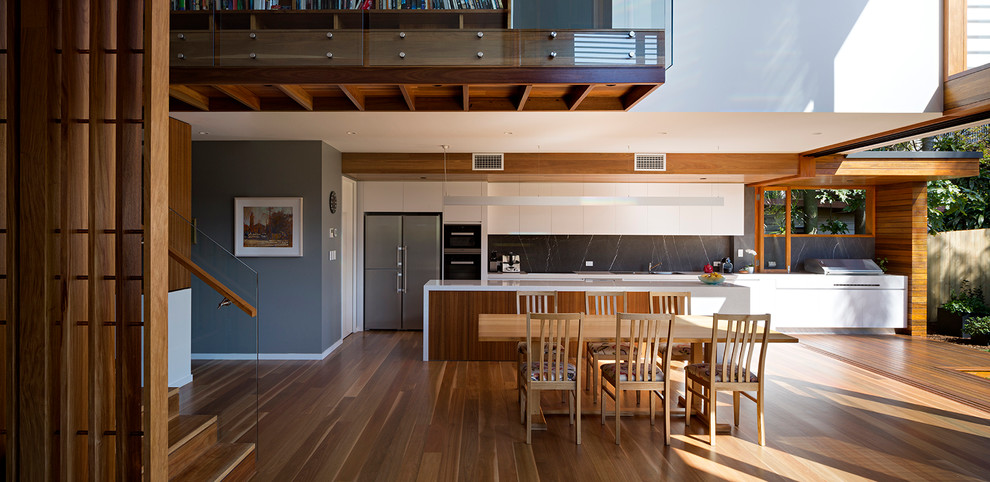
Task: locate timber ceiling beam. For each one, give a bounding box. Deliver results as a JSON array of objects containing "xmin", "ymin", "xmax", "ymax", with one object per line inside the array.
[
  {"xmin": 275, "ymin": 84, "xmax": 314, "ymax": 111},
  {"xmin": 170, "ymin": 66, "xmax": 665, "ymax": 86},
  {"xmin": 621, "ymin": 85, "xmax": 659, "ymax": 110},
  {"xmin": 399, "ymin": 85, "xmax": 415, "ymax": 111},
  {"xmin": 516, "ymin": 85, "xmax": 532, "ymax": 111},
  {"xmin": 566, "ymin": 85, "xmax": 594, "ymax": 111},
  {"xmin": 169, "ymin": 85, "xmax": 209, "ymax": 111},
  {"xmin": 339, "ymin": 85, "xmax": 366, "ymax": 111},
  {"xmin": 213, "ymin": 85, "xmax": 261, "ymax": 111}
]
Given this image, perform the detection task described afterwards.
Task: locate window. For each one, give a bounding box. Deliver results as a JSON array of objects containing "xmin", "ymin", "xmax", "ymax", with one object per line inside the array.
[{"xmin": 756, "ymin": 187, "xmax": 873, "ymax": 272}]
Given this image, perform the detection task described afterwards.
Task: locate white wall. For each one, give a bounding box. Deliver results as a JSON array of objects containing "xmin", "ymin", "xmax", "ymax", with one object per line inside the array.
[
  {"xmin": 636, "ymin": 0, "xmax": 941, "ymax": 113},
  {"xmin": 168, "ymin": 289, "xmax": 193, "ymax": 388}
]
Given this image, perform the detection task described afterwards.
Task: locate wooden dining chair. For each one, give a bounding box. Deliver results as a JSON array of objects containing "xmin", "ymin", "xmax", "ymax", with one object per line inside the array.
[
  {"xmin": 515, "ymin": 291, "xmax": 558, "ymax": 404},
  {"xmin": 684, "ymin": 313, "xmax": 771, "ymax": 448},
  {"xmin": 649, "ymin": 291, "xmax": 693, "ymax": 362},
  {"xmin": 520, "ymin": 312, "xmax": 584, "ymax": 445},
  {"xmin": 599, "ymin": 313, "xmax": 675, "ymax": 445},
  {"xmin": 584, "ymin": 291, "xmax": 627, "ymax": 403}
]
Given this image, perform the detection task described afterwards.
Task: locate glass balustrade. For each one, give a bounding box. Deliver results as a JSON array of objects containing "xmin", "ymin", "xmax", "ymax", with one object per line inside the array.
[
  {"xmin": 170, "ymin": 210, "xmax": 259, "ymax": 467},
  {"xmin": 170, "ymin": 0, "xmax": 667, "ymax": 68}
]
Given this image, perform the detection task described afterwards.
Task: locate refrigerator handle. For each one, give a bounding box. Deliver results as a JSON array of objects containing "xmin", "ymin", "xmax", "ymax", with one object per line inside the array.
[
  {"xmin": 402, "ymin": 245, "xmax": 408, "ymax": 292},
  {"xmin": 397, "ymin": 245, "xmax": 404, "ymax": 268},
  {"xmin": 396, "ymin": 271, "xmax": 402, "ymax": 293}
]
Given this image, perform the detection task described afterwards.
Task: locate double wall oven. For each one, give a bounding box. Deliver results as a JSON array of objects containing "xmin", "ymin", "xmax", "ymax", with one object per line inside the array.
[{"xmin": 443, "ymin": 224, "xmax": 482, "ymax": 280}]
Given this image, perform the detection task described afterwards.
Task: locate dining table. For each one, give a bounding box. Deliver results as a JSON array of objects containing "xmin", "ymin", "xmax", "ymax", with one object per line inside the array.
[{"xmin": 478, "ymin": 313, "xmax": 799, "ymax": 432}]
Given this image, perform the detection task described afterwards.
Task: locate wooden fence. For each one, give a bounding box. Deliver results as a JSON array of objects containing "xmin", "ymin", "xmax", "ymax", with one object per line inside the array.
[{"xmin": 927, "ymin": 228, "xmax": 990, "ymax": 323}]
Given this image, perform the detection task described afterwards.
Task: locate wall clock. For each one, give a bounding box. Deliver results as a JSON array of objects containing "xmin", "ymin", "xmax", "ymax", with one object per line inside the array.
[{"xmin": 328, "ymin": 190, "xmax": 338, "ymax": 213}]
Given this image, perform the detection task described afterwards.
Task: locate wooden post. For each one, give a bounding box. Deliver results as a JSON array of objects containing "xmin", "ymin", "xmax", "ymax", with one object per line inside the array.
[
  {"xmin": 14, "ymin": 0, "xmax": 59, "ymax": 478},
  {"xmin": 143, "ymin": 0, "xmax": 170, "ymax": 478},
  {"xmin": 117, "ymin": 0, "xmax": 145, "ymax": 479},
  {"xmin": 875, "ymin": 182, "xmax": 928, "ymax": 336}
]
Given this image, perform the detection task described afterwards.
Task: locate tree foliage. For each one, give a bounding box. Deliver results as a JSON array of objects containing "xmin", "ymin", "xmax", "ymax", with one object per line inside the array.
[{"xmin": 875, "ymin": 124, "xmax": 990, "ymax": 234}]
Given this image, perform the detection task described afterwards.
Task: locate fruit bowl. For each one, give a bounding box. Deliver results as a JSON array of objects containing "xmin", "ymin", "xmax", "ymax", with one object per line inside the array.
[{"xmin": 698, "ymin": 273, "xmax": 726, "ymax": 285}]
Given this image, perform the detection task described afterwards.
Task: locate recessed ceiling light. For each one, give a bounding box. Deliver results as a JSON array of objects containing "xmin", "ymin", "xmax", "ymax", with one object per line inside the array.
[
  {"xmin": 198, "ymin": 131, "xmax": 208, "ymax": 135},
  {"xmin": 346, "ymin": 131, "xmax": 357, "ymax": 135},
  {"xmin": 700, "ymin": 177, "xmax": 707, "ymax": 180},
  {"xmin": 657, "ymin": 131, "xmax": 667, "ymax": 135},
  {"xmin": 504, "ymin": 131, "xmax": 513, "ymax": 135},
  {"xmin": 812, "ymin": 132, "xmax": 823, "ymax": 135}
]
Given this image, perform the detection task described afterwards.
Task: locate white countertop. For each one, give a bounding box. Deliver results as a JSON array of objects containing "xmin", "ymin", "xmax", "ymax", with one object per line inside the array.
[{"xmin": 425, "ymin": 279, "xmax": 748, "ymax": 291}]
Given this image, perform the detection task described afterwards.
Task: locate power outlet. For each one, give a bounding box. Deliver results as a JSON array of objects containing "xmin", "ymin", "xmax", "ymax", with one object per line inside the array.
[
  {"xmin": 328, "ymin": 250, "xmax": 337, "ymax": 261},
  {"xmin": 585, "ymin": 260, "xmax": 594, "ymax": 267},
  {"xmin": 737, "ymin": 249, "xmax": 744, "ymax": 258}
]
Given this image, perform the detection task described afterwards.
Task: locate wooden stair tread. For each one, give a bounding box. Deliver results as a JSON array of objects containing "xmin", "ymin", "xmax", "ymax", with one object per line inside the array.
[
  {"xmin": 170, "ymin": 443, "xmax": 255, "ymax": 482},
  {"xmin": 168, "ymin": 414, "xmax": 217, "ymax": 454}
]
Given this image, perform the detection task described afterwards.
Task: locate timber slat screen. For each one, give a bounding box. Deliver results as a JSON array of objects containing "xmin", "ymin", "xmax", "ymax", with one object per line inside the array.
[{"xmin": 4, "ymin": 0, "xmax": 170, "ymax": 479}]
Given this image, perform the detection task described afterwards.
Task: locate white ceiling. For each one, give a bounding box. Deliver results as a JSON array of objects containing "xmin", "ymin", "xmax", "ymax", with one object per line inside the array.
[{"xmin": 171, "ymin": 110, "xmax": 939, "ymax": 155}]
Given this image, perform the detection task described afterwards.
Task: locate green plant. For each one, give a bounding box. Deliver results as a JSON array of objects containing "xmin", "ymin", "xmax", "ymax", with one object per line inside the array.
[
  {"xmin": 963, "ymin": 315, "xmax": 990, "ymax": 336},
  {"xmin": 941, "ymin": 280, "xmax": 990, "ymax": 315},
  {"xmin": 875, "ymin": 257, "xmax": 888, "ymax": 273},
  {"xmin": 819, "ymin": 218, "xmax": 849, "ymax": 234}
]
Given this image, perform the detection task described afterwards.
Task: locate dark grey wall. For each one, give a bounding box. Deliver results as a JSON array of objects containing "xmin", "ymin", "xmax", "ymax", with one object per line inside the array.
[{"xmin": 192, "ymin": 141, "xmax": 342, "ymax": 355}]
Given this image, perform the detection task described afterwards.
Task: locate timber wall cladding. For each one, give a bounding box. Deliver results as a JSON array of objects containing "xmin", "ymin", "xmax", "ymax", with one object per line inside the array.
[
  {"xmin": 875, "ymin": 182, "xmax": 928, "ymax": 336},
  {"xmin": 4, "ymin": 0, "xmax": 168, "ymax": 479}
]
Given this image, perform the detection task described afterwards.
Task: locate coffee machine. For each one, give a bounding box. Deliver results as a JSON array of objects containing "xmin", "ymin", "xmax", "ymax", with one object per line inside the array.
[{"xmin": 501, "ymin": 252, "xmax": 521, "ymax": 273}]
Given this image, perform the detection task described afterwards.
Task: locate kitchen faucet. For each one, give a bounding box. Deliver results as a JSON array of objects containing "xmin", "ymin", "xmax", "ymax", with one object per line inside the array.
[{"xmin": 648, "ymin": 261, "xmax": 662, "ymax": 272}]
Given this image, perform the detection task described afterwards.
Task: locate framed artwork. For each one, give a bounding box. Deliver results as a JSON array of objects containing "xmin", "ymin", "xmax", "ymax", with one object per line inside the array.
[{"xmin": 234, "ymin": 197, "xmax": 303, "ymax": 257}]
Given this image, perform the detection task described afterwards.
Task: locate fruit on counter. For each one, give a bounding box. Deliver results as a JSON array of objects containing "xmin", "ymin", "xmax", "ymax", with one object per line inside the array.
[
  {"xmin": 699, "ymin": 272, "xmax": 724, "ymax": 282},
  {"xmin": 704, "ymin": 264, "xmax": 714, "ymax": 273}
]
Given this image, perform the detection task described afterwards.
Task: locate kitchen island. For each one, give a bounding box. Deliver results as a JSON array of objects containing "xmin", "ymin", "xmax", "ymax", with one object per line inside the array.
[
  {"xmin": 421, "ymin": 272, "xmax": 907, "ymax": 361},
  {"xmin": 422, "ymin": 278, "xmax": 751, "ymax": 361}
]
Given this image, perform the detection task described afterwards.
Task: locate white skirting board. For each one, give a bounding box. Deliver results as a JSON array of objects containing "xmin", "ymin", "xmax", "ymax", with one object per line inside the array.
[{"xmin": 192, "ymin": 339, "xmax": 342, "ymax": 361}]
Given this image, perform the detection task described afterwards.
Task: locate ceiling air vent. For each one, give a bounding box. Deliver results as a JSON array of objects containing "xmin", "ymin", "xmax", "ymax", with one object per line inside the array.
[
  {"xmin": 472, "ymin": 153, "xmax": 504, "ymax": 171},
  {"xmin": 635, "ymin": 153, "xmax": 667, "ymax": 171}
]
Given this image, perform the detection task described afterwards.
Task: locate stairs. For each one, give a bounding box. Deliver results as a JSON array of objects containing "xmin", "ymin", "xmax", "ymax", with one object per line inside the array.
[{"xmin": 167, "ymin": 387, "xmax": 256, "ymax": 481}]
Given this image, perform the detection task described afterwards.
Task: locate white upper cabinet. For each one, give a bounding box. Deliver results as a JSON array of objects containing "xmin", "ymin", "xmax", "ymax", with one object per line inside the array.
[
  {"xmin": 550, "ymin": 184, "xmax": 583, "ymax": 234},
  {"xmin": 583, "ymin": 183, "xmax": 616, "ymax": 234},
  {"xmin": 395, "ymin": 181, "xmax": 747, "ymax": 236},
  {"xmin": 359, "ymin": 181, "xmax": 444, "ymax": 213},
  {"xmin": 678, "ymin": 183, "xmax": 714, "ymax": 235},
  {"xmin": 361, "ymin": 182, "xmax": 404, "ymax": 212},
  {"xmin": 486, "ymin": 183, "xmax": 519, "ymax": 234},
  {"xmin": 518, "ymin": 183, "xmax": 551, "ymax": 234},
  {"xmin": 442, "ymin": 182, "xmax": 483, "ymax": 223},
  {"xmin": 403, "ymin": 182, "xmax": 443, "ymax": 212},
  {"xmin": 711, "ymin": 183, "xmax": 745, "ymax": 235},
  {"xmin": 615, "ymin": 183, "xmax": 649, "ymax": 235}
]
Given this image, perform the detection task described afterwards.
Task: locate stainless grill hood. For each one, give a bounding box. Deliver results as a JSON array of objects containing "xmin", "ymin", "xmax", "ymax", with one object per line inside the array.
[{"xmin": 803, "ymin": 258, "xmax": 883, "ymax": 275}]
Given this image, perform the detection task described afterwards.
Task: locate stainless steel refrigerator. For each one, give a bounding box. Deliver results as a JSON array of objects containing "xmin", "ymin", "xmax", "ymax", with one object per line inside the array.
[{"xmin": 364, "ymin": 214, "xmax": 441, "ymax": 330}]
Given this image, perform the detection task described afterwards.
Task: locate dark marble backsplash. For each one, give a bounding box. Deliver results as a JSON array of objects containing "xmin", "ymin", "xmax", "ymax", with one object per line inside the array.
[
  {"xmin": 489, "ymin": 235, "xmax": 732, "ymax": 273},
  {"xmin": 489, "ymin": 234, "xmax": 876, "ymax": 273}
]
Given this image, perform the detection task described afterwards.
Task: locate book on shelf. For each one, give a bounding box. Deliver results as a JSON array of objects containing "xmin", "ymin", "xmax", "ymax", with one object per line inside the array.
[{"xmin": 172, "ymin": 0, "xmax": 500, "ymax": 10}]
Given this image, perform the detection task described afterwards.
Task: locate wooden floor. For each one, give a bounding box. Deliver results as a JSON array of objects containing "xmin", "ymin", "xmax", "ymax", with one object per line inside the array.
[
  {"xmin": 181, "ymin": 332, "xmax": 990, "ymax": 481},
  {"xmin": 801, "ymin": 334, "xmax": 990, "ymax": 414}
]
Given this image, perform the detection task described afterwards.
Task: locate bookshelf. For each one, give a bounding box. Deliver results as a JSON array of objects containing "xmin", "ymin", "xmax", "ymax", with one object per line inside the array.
[{"xmin": 171, "ymin": 6, "xmax": 509, "ymax": 31}]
